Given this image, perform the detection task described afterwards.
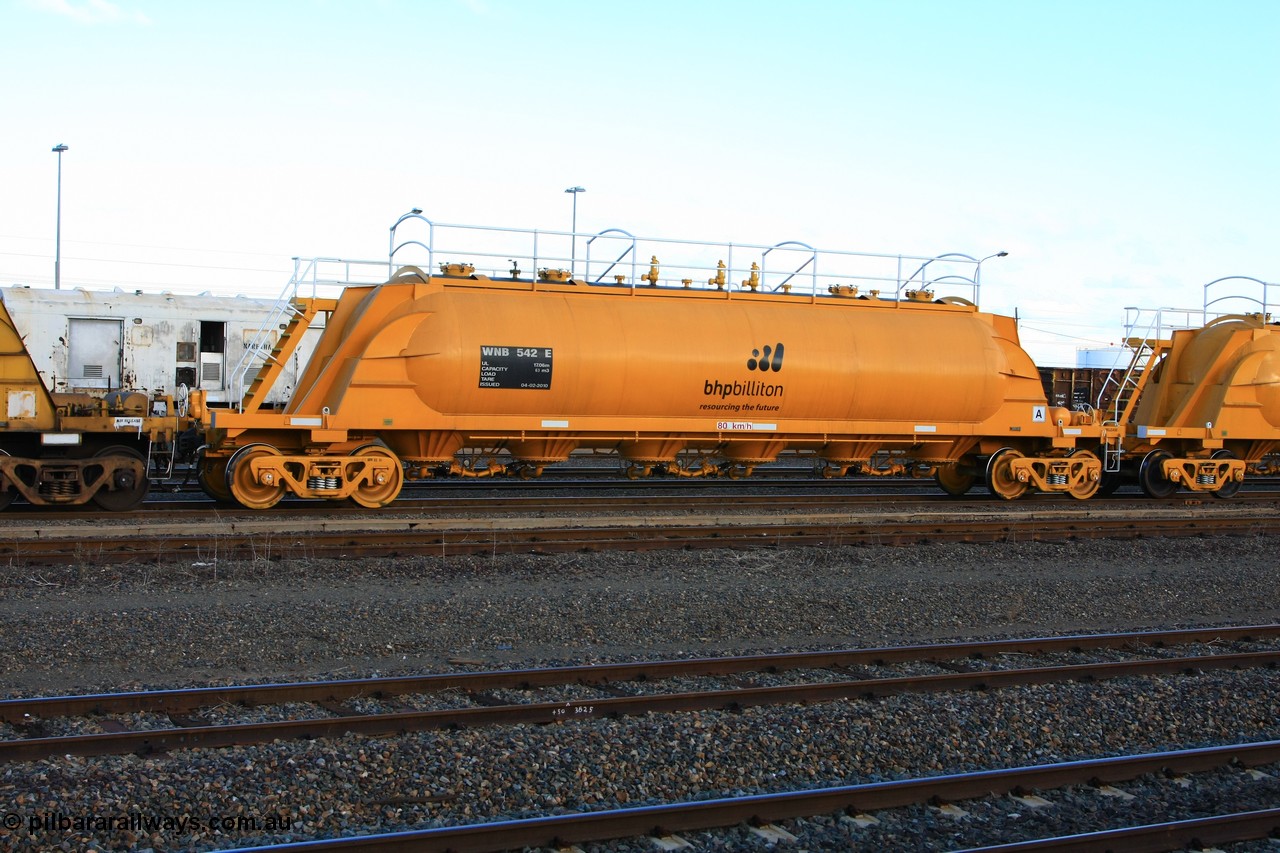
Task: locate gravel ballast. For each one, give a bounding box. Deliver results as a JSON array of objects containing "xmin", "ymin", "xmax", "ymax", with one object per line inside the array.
[{"xmin": 0, "ymin": 535, "xmax": 1278, "ymax": 850}]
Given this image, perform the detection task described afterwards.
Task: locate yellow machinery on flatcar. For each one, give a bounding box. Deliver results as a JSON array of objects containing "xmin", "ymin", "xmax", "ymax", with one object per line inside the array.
[{"xmin": 0, "ymin": 295, "xmax": 200, "ymax": 510}]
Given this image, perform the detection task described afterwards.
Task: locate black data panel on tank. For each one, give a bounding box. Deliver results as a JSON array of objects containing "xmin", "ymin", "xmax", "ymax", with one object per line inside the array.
[{"xmin": 478, "ymin": 346, "xmax": 553, "ymax": 389}]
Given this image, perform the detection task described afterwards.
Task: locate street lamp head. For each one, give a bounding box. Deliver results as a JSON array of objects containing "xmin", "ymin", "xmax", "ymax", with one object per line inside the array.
[
  {"xmin": 564, "ymin": 186, "xmax": 585, "ymax": 194},
  {"xmin": 410, "ymin": 208, "xmax": 422, "ymax": 215},
  {"xmin": 997, "ymin": 251, "xmax": 1009, "ymax": 258},
  {"xmin": 52, "ymin": 144, "xmax": 68, "ymax": 153}
]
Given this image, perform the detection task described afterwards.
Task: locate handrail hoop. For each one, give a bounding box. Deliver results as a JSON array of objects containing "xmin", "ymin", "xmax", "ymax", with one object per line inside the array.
[
  {"xmin": 901, "ymin": 251, "xmax": 981, "ymax": 289},
  {"xmin": 391, "ymin": 238, "xmax": 432, "ymax": 257},
  {"xmin": 762, "ymin": 240, "xmax": 817, "ymax": 293},
  {"xmin": 929, "ymin": 274, "xmax": 979, "ymax": 290},
  {"xmin": 1203, "ymin": 275, "xmax": 1271, "ymax": 317},
  {"xmin": 586, "ymin": 228, "xmax": 638, "ymax": 285},
  {"xmin": 388, "ymin": 212, "xmax": 432, "ymax": 275}
]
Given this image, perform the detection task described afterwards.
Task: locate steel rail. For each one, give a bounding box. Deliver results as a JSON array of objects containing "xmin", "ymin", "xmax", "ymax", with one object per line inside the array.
[
  {"xmin": 955, "ymin": 809, "xmax": 1280, "ymax": 851},
  {"xmin": 5, "ymin": 648, "xmax": 1279, "ymax": 763},
  {"xmin": 3, "ymin": 512, "xmax": 1280, "ymax": 566},
  {"xmin": 3, "ymin": 624, "xmax": 1276, "ymax": 721},
  {"xmin": 6, "ymin": 485, "xmax": 1279, "ymax": 522},
  {"xmin": 4, "ymin": 488, "xmax": 951, "ymax": 521},
  {"xmin": 215, "ymin": 741, "xmax": 1280, "ymax": 852}
]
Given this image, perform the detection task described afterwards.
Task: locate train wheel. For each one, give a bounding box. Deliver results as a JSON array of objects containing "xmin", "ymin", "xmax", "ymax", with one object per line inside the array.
[
  {"xmin": 1066, "ymin": 450, "xmax": 1101, "ymax": 500},
  {"xmin": 1097, "ymin": 470, "xmax": 1124, "ymax": 497},
  {"xmin": 1138, "ymin": 449, "xmax": 1178, "ymax": 499},
  {"xmin": 90, "ymin": 445, "xmax": 150, "ymax": 511},
  {"xmin": 227, "ymin": 443, "xmax": 286, "ymax": 510},
  {"xmin": 934, "ymin": 462, "xmax": 975, "ymax": 497},
  {"xmin": 985, "ymin": 448, "xmax": 1028, "ymax": 501},
  {"xmin": 348, "ymin": 444, "xmax": 403, "ymax": 508},
  {"xmin": 0, "ymin": 449, "xmax": 13, "ymax": 511},
  {"xmin": 197, "ymin": 454, "xmax": 235, "ymax": 503},
  {"xmin": 1211, "ymin": 449, "xmax": 1242, "ymax": 499}
]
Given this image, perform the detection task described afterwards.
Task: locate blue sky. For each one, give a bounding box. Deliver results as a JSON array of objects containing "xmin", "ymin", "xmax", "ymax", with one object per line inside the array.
[{"xmin": 2, "ymin": 0, "xmax": 1276, "ymax": 363}]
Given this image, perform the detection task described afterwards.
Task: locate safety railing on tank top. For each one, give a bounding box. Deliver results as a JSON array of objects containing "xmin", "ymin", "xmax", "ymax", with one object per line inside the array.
[
  {"xmin": 1203, "ymin": 275, "xmax": 1275, "ymax": 322},
  {"xmin": 387, "ymin": 213, "xmax": 988, "ymax": 306},
  {"xmin": 232, "ymin": 216, "xmax": 998, "ymax": 411}
]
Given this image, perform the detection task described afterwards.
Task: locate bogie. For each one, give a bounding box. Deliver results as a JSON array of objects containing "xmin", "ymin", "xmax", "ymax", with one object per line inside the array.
[
  {"xmin": 985, "ymin": 448, "xmax": 1029, "ymax": 501},
  {"xmin": 347, "ymin": 445, "xmax": 404, "ymax": 508},
  {"xmin": 89, "ymin": 445, "xmax": 150, "ymax": 511},
  {"xmin": 0, "ymin": 449, "xmax": 13, "ymax": 511},
  {"xmin": 1066, "ymin": 450, "xmax": 1102, "ymax": 501},
  {"xmin": 1138, "ymin": 450, "xmax": 1178, "ymax": 499},
  {"xmin": 1210, "ymin": 450, "xmax": 1242, "ymax": 499},
  {"xmin": 226, "ymin": 444, "xmax": 286, "ymax": 510},
  {"xmin": 935, "ymin": 461, "xmax": 976, "ymax": 497},
  {"xmin": 197, "ymin": 453, "xmax": 234, "ymax": 503}
]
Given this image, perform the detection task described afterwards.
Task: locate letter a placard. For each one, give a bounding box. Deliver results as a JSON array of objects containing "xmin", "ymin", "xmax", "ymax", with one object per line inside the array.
[{"xmin": 1032, "ymin": 405, "xmax": 1047, "ymax": 423}]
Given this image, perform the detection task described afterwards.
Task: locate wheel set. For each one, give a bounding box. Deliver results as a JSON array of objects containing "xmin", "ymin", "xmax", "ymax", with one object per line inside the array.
[{"xmin": 211, "ymin": 443, "xmax": 406, "ymax": 509}]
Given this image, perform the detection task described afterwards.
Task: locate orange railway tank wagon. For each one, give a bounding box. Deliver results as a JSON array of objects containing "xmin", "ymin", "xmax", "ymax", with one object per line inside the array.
[
  {"xmin": 1102, "ymin": 277, "xmax": 1280, "ymax": 498},
  {"xmin": 197, "ymin": 216, "xmax": 1113, "ymax": 509}
]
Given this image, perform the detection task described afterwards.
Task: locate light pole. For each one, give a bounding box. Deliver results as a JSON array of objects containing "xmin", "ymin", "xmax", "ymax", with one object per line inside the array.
[
  {"xmin": 52, "ymin": 143, "xmax": 68, "ymax": 290},
  {"xmin": 975, "ymin": 250, "xmax": 1009, "ymax": 286},
  {"xmin": 564, "ymin": 186, "xmax": 585, "ymax": 277}
]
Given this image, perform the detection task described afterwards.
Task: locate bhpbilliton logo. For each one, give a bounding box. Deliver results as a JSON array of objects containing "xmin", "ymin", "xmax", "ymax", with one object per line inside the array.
[
  {"xmin": 747, "ymin": 343, "xmax": 783, "ymax": 371},
  {"xmin": 747, "ymin": 343, "xmax": 784, "ymax": 372},
  {"xmin": 703, "ymin": 343, "xmax": 787, "ymax": 400}
]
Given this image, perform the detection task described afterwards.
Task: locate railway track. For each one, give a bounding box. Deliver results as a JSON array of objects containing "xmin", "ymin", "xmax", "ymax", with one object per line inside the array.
[
  {"xmin": 5, "ymin": 626, "xmax": 1279, "ymax": 851},
  {"xmin": 0, "ymin": 486, "xmax": 980, "ymax": 521},
  {"xmin": 217, "ymin": 744, "xmax": 1280, "ymax": 852},
  {"xmin": 1, "ymin": 494, "xmax": 1278, "ymax": 566},
  {"xmin": 4, "ymin": 625, "xmax": 1277, "ymax": 763},
  {"xmin": 6, "ymin": 473, "xmax": 1280, "ymax": 517}
]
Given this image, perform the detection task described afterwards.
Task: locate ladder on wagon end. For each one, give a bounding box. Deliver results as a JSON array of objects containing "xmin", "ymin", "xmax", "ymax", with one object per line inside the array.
[
  {"xmin": 1094, "ymin": 307, "xmax": 1201, "ymax": 473},
  {"xmin": 236, "ymin": 298, "xmax": 334, "ymax": 414},
  {"xmin": 1098, "ymin": 336, "xmax": 1165, "ymax": 473},
  {"xmin": 230, "ymin": 257, "xmax": 389, "ymax": 413}
]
